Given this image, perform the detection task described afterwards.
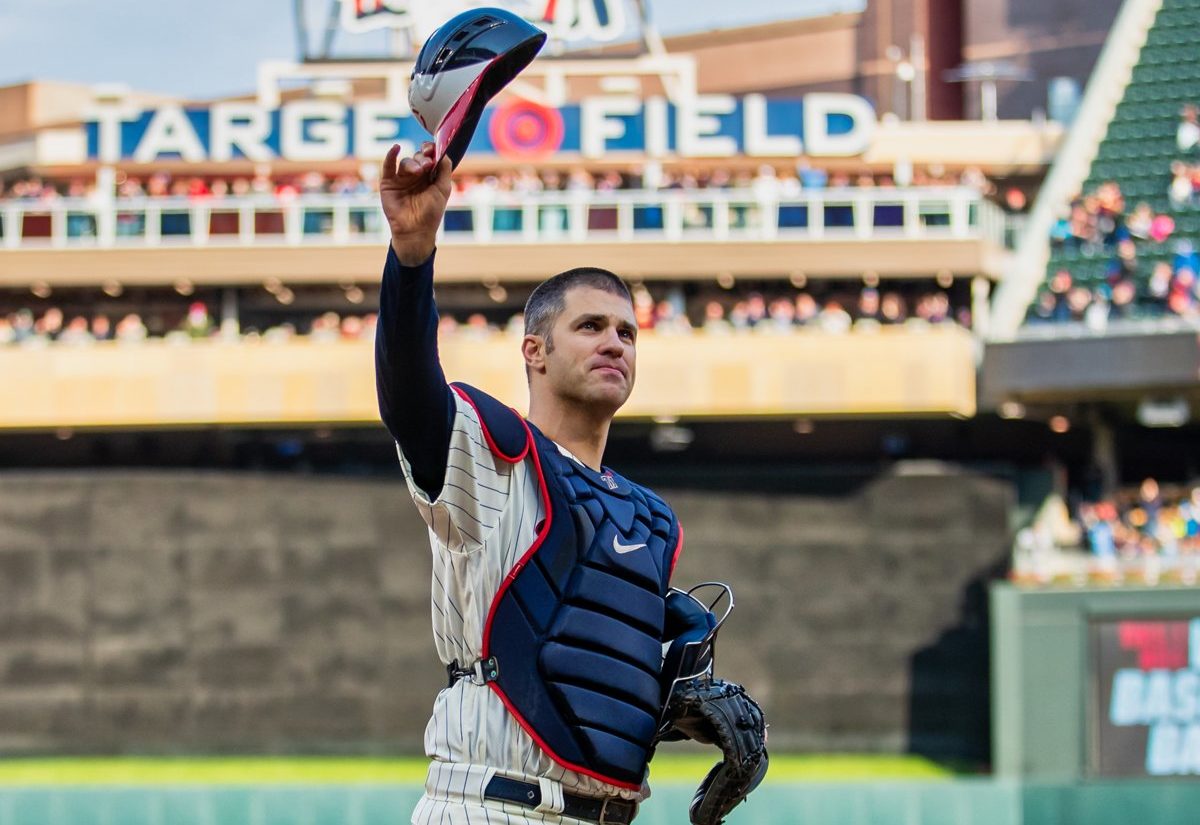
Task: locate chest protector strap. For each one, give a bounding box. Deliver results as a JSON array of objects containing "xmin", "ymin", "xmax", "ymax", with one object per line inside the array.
[{"xmin": 450, "ymin": 384, "xmax": 682, "ymax": 790}]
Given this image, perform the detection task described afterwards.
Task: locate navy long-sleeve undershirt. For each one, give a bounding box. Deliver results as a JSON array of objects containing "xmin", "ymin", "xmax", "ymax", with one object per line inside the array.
[{"xmin": 374, "ymin": 246, "xmax": 456, "ymax": 500}]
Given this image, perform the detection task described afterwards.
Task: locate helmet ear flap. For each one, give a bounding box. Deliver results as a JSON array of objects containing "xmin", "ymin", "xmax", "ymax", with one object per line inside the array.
[{"xmin": 659, "ymin": 589, "xmax": 719, "ymax": 704}]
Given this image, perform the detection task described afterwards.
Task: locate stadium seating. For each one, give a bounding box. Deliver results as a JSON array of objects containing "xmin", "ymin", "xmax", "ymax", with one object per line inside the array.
[{"xmin": 1037, "ymin": 0, "xmax": 1200, "ymax": 299}]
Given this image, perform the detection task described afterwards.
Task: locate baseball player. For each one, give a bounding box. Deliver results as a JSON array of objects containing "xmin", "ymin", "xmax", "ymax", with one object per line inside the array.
[{"xmin": 376, "ymin": 141, "xmax": 766, "ymax": 825}]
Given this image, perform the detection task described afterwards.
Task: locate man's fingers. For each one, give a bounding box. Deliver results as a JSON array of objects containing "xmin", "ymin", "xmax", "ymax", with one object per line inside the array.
[
  {"xmin": 431, "ymin": 155, "xmax": 453, "ymax": 192},
  {"xmin": 382, "ymin": 143, "xmax": 402, "ymax": 180}
]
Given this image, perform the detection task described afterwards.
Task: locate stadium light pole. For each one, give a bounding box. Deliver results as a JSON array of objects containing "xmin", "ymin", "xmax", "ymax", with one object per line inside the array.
[{"xmin": 944, "ymin": 61, "xmax": 1035, "ymax": 121}]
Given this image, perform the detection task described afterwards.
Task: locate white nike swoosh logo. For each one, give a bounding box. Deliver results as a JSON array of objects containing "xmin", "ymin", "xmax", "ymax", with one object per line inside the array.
[{"xmin": 613, "ymin": 536, "xmax": 647, "ymax": 555}]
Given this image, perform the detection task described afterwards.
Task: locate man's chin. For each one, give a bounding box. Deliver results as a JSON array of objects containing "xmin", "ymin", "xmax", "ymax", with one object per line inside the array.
[{"xmin": 579, "ymin": 381, "xmax": 631, "ymax": 411}]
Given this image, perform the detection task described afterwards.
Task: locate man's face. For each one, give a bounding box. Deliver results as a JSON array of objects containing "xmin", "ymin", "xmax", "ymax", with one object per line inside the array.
[{"xmin": 536, "ymin": 286, "xmax": 637, "ymax": 412}]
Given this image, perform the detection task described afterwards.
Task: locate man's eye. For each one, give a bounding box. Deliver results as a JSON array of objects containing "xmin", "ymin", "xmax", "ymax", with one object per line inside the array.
[
  {"xmin": 619, "ymin": 329, "xmax": 634, "ymax": 340},
  {"xmin": 581, "ymin": 321, "xmax": 598, "ymax": 330}
]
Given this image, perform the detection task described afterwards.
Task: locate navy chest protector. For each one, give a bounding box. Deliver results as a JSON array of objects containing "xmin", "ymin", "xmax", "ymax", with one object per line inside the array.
[{"xmin": 451, "ymin": 384, "xmax": 682, "ymax": 790}]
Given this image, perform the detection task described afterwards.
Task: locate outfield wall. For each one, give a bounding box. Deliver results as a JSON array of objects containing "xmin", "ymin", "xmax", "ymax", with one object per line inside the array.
[
  {"xmin": 3, "ymin": 780, "xmax": 1199, "ymax": 825},
  {"xmin": 0, "ymin": 466, "xmax": 1010, "ymax": 758}
]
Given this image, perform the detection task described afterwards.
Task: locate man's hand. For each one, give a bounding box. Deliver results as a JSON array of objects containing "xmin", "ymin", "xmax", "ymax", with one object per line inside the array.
[{"xmin": 380, "ymin": 141, "xmax": 453, "ymax": 266}]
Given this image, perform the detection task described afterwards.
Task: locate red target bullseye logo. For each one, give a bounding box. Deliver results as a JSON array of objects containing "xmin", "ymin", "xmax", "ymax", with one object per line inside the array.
[{"xmin": 489, "ymin": 99, "xmax": 564, "ymax": 160}]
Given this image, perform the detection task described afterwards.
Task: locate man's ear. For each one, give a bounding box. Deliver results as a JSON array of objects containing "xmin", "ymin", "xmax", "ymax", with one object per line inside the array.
[{"xmin": 522, "ymin": 334, "xmax": 546, "ymax": 373}]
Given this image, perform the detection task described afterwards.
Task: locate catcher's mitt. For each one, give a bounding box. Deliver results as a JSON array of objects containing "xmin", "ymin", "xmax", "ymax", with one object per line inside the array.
[{"xmin": 659, "ymin": 677, "xmax": 768, "ymax": 825}]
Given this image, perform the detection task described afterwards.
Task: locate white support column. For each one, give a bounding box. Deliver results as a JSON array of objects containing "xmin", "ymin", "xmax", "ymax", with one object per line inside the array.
[
  {"xmin": 239, "ymin": 205, "xmax": 255, "ymax": 245},
  {"xmin": 569, "ymin": 200, "xmax": 588, "ymax": 243},
  {"xmin": 95, "ymin": 166, "xmax": 117, "ymax": 248},
  {"xmin": 192, "ymin": 205, "xmax": 210, "ymax": 246},
  {"xmin": 51, "ymin": 206, "xmax": 67, "ymax": 249},
  {"xmin": 664, "ymin": 197, "xmax": 682, "ymax": 242},
  {"xmin": 760, "ymin": 199, "xmax": 779, "ymax": 241},
  {"xmin": 474, "ymin": 206, "xmax": 494, "ymax": 244},
  {"xmin": 616, "ymin": 202, "xmax": 635, "ymax": 242},
  {"xmin": 284, "ymin": 204, "xmax": 302, "ymax": 245},
  {"xmin": 3, "ymin": 206, "xmax": 19, "ymax": 248},
  {"xmin": 807, "ymin": 195, "xmax": 824, "ymax": 239},
  {"xmin": 146, "ymin": 205, "xmax": 162, "ymax": 246},
  {"xmin": 951, "ymin": 191, "xmax": 972, "ymax": 240},
  {"xmin": 712, "ymin": 198, "xmax": 730, "ymax": 242},
  {"xmin": 853, "ymin": 192, "xmax": 871, "ymax": 240},
  {"xmin": 903, "ymin": 193, "xmax": 921, "ymax": 239},
  {"xmin": 522, "ymin": 202, "xmax": 538, "ymax": 242},
  {"xmin": 332, "ymin": 202, "xmax": 350, "ymax": 245}
]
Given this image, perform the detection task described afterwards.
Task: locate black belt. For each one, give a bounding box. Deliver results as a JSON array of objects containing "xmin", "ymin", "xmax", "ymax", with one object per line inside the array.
[{"xmin": 483, "ymin": 776, "xmax": 638, "ymax": 825}]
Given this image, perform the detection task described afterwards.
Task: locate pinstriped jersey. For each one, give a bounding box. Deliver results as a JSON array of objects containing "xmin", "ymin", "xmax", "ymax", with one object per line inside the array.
[{"xmin": 394, "ymin": 392, "xmax": 649, "ymax": 821}]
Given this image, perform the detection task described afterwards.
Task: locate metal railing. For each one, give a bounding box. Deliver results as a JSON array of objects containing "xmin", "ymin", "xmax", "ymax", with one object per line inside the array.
[{"xmin": 0, "ymin": 187, "xmax": 1007, "ymax": 250}]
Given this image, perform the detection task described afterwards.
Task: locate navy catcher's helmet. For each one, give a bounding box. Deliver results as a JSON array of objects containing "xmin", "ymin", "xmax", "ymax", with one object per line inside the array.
[{"xmin": 409, "ymin": 8, "xmax": 547, "ymax": 170}]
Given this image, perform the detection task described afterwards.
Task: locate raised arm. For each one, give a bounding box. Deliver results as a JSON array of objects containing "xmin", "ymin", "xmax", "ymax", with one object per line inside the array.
[{"xmin": 375, "ymin": 142, "xmax": 456, "ymax": 498}]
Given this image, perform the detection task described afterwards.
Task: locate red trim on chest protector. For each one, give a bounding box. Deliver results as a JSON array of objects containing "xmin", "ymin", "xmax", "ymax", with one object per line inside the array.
[
  {"xmin": 450, "ymin": 385, "xmax": 529, "ymax": 463},
  {"xmin": 474, "ymin": 413, "xmax": 644, "ymax": 791}
]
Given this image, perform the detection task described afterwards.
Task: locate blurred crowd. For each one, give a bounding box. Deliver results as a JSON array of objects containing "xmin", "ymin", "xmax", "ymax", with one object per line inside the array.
[
  {"xmin": 1077, "ymin": 478, "xmax": 1200, "ymax": 559},
  {"xmin": 1037, "ymin": 177, "xmax": 1200, "ymax": 325},
  {"xmin": 1171, "ymin": 103, "xmax": 1200, "ymax": 206},
  {"xmin": 1, "ymin": 283, "xmax": 968, "ymax": 348},
  {"xmin": 0, "ymin": 163, "xmax": 989, "ymax": 205},
  {"xmin": 1033, "ymin": 103, "xmax": 1200, "ymax": 327},
  {"xmin": 1015, "ymin": 477, "xmax": 1200, "ymax": 587},
  {"xmin": 0, "ymin": 304, "xmax": 378, "ymax": 346}
]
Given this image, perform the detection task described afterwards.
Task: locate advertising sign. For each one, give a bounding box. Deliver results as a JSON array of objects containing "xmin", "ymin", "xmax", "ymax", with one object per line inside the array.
[
  {"xmin": 1094, "ymin": 617, "xmax": 1200, "ymax": 777},
  {"xmin": 86, "ymin": 94, "xmax": 876, "ymax": 163}
]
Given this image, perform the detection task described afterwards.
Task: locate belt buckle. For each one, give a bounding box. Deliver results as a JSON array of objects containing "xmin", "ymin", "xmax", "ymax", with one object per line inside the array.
[{"xmin": 598, "ymin": 797, "xmax": 632, "ymax": 825}]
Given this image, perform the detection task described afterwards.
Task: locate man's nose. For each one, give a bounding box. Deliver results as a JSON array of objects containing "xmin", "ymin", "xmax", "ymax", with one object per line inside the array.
[{"xmin": 597, "ymin": 327, "xmax": 625, "ymax": 354}]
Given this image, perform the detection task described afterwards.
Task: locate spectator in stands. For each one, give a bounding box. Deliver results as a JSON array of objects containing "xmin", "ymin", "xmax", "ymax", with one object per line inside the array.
[
  {"xmin": 91, "ymin": 315, "xmax": 113, "ymax": 342},
  {"xmin": 115, "ymin": 313, "xmax": 148, "ymax": 343},
  {"xmin": 59, "ymin": 316, "xmax": 93, "ymax": 345},
  {"xmin": 1084, "ymin": 289, "xmax": 1110, "ymax": 332},
  {"xmin": 1148, "ymin": 261, "xmax": 1173, "ymax": 313},
  {"xmin": 0, "ymin": 316, "xmax": 13, "ymax": 346},
  {"xmin": 36, "ymin": 307, "xmax": 64, "ymax": 341},
  {"xmin": 1126, "ymin": 202, "xmax": 1154, "ymax": 240},
  {"xmin": 1178, "ymin": 104, "xmax": 1200, "ymax": 153},
  {"xmin": 1169, "ymin": 162, "xmax": 1193, "ymax": 208},
  {"xmin": 1048, "ymin": 269, "xmax": 1074, "ymax": 322},
  {"xmin": 762, "ymin": 297, "xmax": 796, "ymax": 334},
  {"xmin": 1169, "ymin": 266, "xmax": 1198, "ymax": 317},
  {"xmin": 632, "ymin": 287, "xmax": 656, "ymax": 330},
  {"xmin": 856, "ymin": 288, "xmax": 881, "ymax": 323},
  {"xmin": 310, "ymin": 312, "xmax": 342, "ymax": 342},
  {"xmin": 653, "ymin": 300, "xmax": 692, "ymax": 335},
  {"xmin": 818, "ymin": 300, "xmax": 852, "ymax": 334},
  {"xmin": 880, "ymin": 291, "xmax": 907, "ymax": 325},
  {"xmin": 793, "ymin": 293, "xmax": 819, "ymax": 327},
  {"xmin": 181, "ymin": 302, "xmax": 213, "ymax": 338},
  {"xmin": 462, "ymin": 313, "xmax": 494, "ymax": 340},
  {"xmin": 796, "ymin": 160, "xmax": 828, "ymax": 190},
  {"xmin": 1028, "ymin": 290, "xmax": 1058, "ymax": 324},
  {"xmin": 744, "ymin": 293, "xmax": 768, "ymax": 328},
  {"xmin": 727, "ymin": 300, "xmax": 751, "ymax": 331},
  {"xmin": 702, "ymin": 301, "xmax": 731, "ymax": 335},
  {"xmin": 10, "ymin": 309, "xmax": 34, "ymax": 343},
  {"xmin": 1065, "ymin": 286, "xmax": 1092, "ymax": 322},
  {"xmin": 1109, "ymin": 278, "xmax": 1137, "ymax": 320}
]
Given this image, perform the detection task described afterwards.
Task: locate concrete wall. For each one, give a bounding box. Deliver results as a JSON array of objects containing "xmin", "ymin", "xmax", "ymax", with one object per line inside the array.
[{"xmin": 0, "ymin": 467, "xmax": 1011, "ymax": 758}]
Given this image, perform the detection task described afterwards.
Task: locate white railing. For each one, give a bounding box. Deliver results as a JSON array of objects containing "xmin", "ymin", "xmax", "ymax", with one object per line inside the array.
[{"xmin": 0, "ymin": 187, "xmax": 1006, "ymax": 250}]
